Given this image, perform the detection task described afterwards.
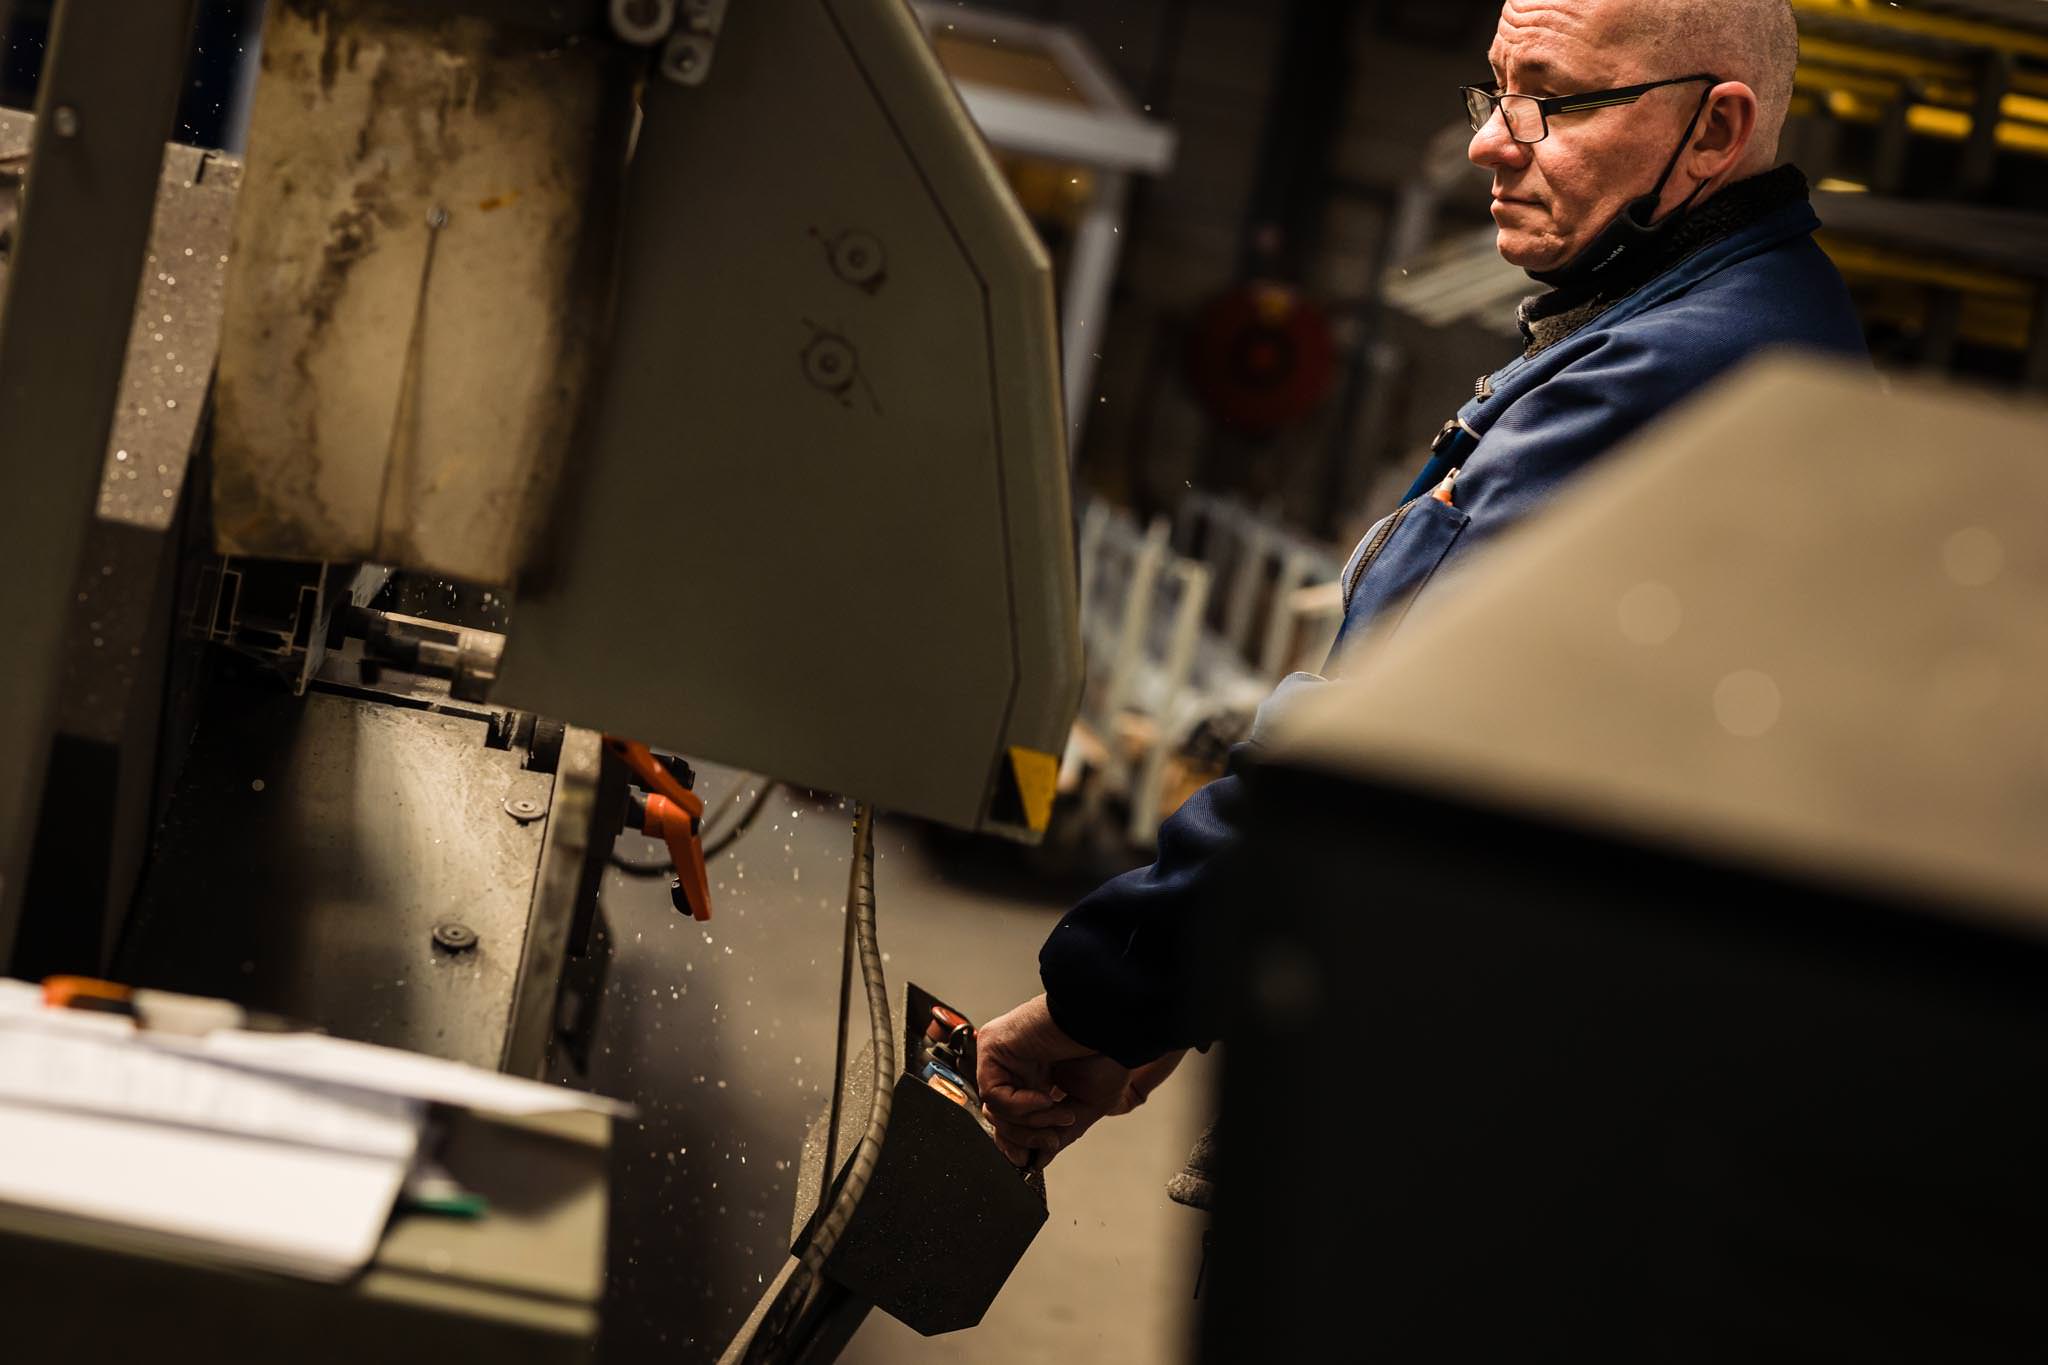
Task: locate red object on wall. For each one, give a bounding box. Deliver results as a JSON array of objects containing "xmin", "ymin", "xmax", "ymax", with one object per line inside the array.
[{"xmin": 1184, "ymin": 281, "xmax": 1338, "ymax": 436}]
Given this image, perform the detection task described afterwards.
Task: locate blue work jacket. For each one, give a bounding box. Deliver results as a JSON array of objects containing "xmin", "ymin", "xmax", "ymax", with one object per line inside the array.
[{"xmin": 1041, "ymin": 196, "xmax": 1869, "ymax": 1067}]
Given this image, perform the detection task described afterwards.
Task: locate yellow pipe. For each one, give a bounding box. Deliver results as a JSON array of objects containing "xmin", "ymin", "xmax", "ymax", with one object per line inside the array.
[
  {"xmin": 1909, "ymin": 105, "xmax": 1974, "ymax": 138},
  {"xmin": 1802, "ymin": 65, "xmax": 2048, "ymax": 126},
  {"xmin": 1792, "ymin": 0, "xmax": 2048, "ymax": 64},
  {"xmin": 2005, "ymin": 91, "xmax": 2048, "ymax": 123},
  {"xmin": 1816, "ymin": 235, "xmax": 2036, "ymax": 300},
  {"xmin": 1811, "ymin": 85, "xmax": 2048, "ymax": 155},
  {"xmin": 1801, "ymin": 33, "xmax": 1967, "ymax": 84},
  {"xmin": 1798, "ymin": 35, "xmax": 2048, "ymax": 101},
  {"xmin": 1795, "ymin": 65, "xmax": 1902, "ymax": 100},
  {"xmin": 1906, "ymin": 106, "xmax": 2048, "ymax": 152}
]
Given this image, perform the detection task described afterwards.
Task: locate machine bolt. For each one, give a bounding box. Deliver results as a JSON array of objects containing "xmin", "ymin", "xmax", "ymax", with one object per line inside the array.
[
  {"xmin": 830, "ymin": 230, "xmax": 886, "ymax": 290},
  {"xmin": 432, "ymin": 921, "xmax": 479, "ymax": 953},
  {"xmin": 802, "ymin": 333, "xmax": 858, "ymax": 394},
  {"xmin": 609, "ymin": 0, "xmax": 676, "ymax": 46},
  {"xmin": 660, "ymin": 32, "xmax": 712, "ymax": 83},
  {"xmin": 50, "ymin": 106, "xmax": 79, "ymax": 138},
  {"xmin": 504, "ymin": 795, "xmax": 545, "ymax": 822}
]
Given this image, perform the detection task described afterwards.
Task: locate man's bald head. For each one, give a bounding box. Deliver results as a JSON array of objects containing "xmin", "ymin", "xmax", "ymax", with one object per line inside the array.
[
  {"xmin": 1474, "ymin": 0, "xmax": 1798, "ymax": 270},
  {"xmin": 1611, "ymin": 0, "xmax": 1798, "ymax": 170}
]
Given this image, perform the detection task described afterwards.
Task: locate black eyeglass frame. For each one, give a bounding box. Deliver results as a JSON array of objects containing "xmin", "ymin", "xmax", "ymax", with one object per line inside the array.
[{"xmin": 1460, "ymin": 73, "xmax": 1722, "ymax": 144}]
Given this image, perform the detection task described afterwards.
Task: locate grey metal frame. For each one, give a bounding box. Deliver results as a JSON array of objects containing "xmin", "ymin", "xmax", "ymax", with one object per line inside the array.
[
  {"xmin": 0, "ymin": 0, "xmax": 201, "ymax": 967},
  {"xmin": 499, "ymin": 0, "xmax": 1082, "ymax": 840}
]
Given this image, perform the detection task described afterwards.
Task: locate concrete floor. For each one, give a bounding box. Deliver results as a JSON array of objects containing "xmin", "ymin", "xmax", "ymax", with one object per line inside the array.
[{"xmin": 588, "ymin": 780, "xmax": 1212, "ymax": 1365}]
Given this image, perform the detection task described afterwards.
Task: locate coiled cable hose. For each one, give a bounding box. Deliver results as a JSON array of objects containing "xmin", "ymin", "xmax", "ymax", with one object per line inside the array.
[{"xmin": 738, "ymin": 802, "xmax": 890, "ymax": 1364}]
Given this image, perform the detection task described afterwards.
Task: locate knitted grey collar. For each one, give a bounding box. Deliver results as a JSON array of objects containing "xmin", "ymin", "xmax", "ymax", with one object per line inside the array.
[{"xmin": 1517, "ymin": 164, "xmax": 1810, "ymax": 357}]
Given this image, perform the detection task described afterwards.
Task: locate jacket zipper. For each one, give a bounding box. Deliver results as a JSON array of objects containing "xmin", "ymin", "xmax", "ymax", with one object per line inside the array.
[
  {"xmin": 1343, "ymin": 466, "xmax": 1460, "ymax": 608},
  {"xmin": 1344, "ymin": 500, "xmax": 1416, "ymax": 608}
]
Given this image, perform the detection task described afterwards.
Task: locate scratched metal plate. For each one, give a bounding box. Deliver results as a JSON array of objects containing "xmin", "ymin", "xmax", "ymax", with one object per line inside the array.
[
  {"xmin": 209, "ymin": 5, "xmax": 631, "ymax": 584},
  {"xmin": 0, "ymin": 111, "xmax": 229, "ymax": 532},
  {"xmin": 118, "ymin": 680, "xmax": 556, "ymax": 1070}
]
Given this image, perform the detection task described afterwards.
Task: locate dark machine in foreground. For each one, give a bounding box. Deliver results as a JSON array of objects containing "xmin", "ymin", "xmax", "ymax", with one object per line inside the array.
[{"xmin": 1202, "ymin": 360, "xmax": 2048, "ymax": 1362}]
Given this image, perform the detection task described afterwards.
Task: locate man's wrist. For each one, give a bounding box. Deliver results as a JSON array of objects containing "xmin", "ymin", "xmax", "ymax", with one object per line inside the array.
[{"xmin": 1015, "ymin": 993, "xmax": 1089, "ymax": 1062}]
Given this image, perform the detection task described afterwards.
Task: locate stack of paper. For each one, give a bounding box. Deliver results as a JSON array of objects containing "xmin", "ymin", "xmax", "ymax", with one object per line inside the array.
[{"xmin": 0, "ymin": 979, "xmax": 628, "ymax": 1281}]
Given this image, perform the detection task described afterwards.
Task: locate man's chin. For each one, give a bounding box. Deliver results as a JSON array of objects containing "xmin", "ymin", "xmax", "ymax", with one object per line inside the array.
[{"xmin": 1495, "ymin": 230, "xmax": 1568, "ymax": 273}]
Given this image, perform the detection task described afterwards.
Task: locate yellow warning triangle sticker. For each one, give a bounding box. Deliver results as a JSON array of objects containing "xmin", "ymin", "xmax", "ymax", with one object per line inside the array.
[{"xmin": 1007, "ymin": 746, "xmax": 1059, "ymax": 833}]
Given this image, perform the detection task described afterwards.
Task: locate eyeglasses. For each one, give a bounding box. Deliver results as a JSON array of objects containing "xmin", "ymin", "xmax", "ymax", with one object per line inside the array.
[{"xmin": 1460, "ymin": 74, "xmax": 1719, "ymax": 144}]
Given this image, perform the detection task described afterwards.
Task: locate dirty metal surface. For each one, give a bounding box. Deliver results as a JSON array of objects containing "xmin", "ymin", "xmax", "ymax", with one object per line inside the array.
[
  {"xmin": 211, "ymin": 1, "xmax": 632, "ymax": 583},
  {"xmin": 0, "ymin": 0, "xmax": 204, "ymax": 964},
  {"xmin": 0, "ymin": 110, "xmax": 238, "ymax": 532},
  {"xmin": 503, "ymin": 724, "xmax": 602, "ymax": 1076},
  {"xmin": 119, "ymin": 678, "xmax": 558, "ymax": 1069},
  {"xmin": 0, "ymin": 111, "xmax": 240, "ymax": 748},
  {"xmin": 96, "ymin": 141, "xmax": 241, "ymax": 529}
]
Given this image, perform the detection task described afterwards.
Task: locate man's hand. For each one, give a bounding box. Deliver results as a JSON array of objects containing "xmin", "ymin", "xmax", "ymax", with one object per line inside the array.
[
  {"xmin": 975, "ymin": 994, "xmax": 1091, "ymax": 1165},
  {"xmin": 977, "ymin": 994, "xmax": 1190, "ymax": 1166},
  {"xmin": 1054, "ymin": 1049, "xmax": 1186, "ymax": 1120}
]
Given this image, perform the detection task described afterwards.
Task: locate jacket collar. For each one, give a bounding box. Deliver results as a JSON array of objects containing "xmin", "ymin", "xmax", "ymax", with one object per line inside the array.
[{"xmin": 1517, "ymin": 164, "xmax": 1812, "ymax": 357}]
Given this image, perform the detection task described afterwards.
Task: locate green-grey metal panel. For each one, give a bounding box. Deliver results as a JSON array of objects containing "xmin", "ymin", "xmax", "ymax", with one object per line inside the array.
[
  {"xmin": 0, "ymin": 0, "xmax": 200, "ymax": 967},
  {"xmin": 498, "ymin": 0, "xmax": 1081, "ymax": 837}
]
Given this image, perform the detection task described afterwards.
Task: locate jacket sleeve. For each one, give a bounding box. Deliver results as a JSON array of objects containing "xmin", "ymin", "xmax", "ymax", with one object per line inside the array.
[{"xmin": 1038, "ymin": 673, "xmax": 1327, "ymax": 1067}]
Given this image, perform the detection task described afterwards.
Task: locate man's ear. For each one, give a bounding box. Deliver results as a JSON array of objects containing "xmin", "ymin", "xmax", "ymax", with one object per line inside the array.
[{"xmin": 1691, "ymin": 81, "xmax": 1760, "ymax": 181}]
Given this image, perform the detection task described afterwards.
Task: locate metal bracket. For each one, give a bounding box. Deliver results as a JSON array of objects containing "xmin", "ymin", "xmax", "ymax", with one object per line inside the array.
[
  {"xmin": 190, "ymin": 560, "xmax": 391, "ymax": 695},
  {"xmin": 660, "ymin": 0, "xmax": 730, "ymax": 85},
  {"xmin": 609, "ymin": 0, "xmax": 729, "ymax": 84}
]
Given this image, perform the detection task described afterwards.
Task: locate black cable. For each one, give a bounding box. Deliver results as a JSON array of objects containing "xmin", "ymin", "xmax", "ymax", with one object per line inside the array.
[
  {"xmin": 607, "ymin": 776, "xmax": 778, "ymax": 877},
  {"xmin": 606, "ymin": 848, "xmax": 673, "ymax": 878},
  {"xmin": 737, "ymin": 803, "xmax": 889, "ymax": 1365}
]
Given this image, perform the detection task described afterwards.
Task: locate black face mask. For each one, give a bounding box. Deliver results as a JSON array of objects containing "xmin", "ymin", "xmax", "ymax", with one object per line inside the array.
[{"xmin": 1528, "ymin": 86, "xmax": 1716, "ymax": 290}]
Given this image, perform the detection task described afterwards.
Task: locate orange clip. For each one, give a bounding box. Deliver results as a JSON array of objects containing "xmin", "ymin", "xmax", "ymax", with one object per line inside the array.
[
  {"xmin": 605, "ymin": 736, "xmax": 713, "ymax": 921},
  {"xmin": 42, "ymin": 975, "xmax": 133, "ymax": 1010}
]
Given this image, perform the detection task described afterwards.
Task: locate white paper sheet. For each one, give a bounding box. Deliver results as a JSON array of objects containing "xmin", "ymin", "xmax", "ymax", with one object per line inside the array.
[
  {"xmin": 0, "ymin": 976, "xmax": 626, "ymax": 1282},
  {"xmin": 0, "ymin": 1101, "xmax": 409, "ymax": 1281}
]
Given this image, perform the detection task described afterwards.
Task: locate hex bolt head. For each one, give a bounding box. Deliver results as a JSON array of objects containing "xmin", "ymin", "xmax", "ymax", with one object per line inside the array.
[
  {"xmin": 661, "ymin": 32, "xmax": 712, "ymax": 83},
  {"xmin": 432, "ymin": 921, "xmax": 478, "ymax": 953}
]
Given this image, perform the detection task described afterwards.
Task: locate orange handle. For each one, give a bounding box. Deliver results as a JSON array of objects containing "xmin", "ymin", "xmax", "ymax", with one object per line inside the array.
[
  {"xmin": 606, "ymin": 737, "xmax": 713, "ymax": 921},
  {"xmin": 42, "ymin": 976, "xmax": 132, "ymax": 1009}
]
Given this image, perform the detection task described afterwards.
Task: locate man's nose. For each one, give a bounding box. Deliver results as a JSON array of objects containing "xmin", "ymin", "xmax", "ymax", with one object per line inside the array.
[{"xmin": 1468, "ymin": 110, "xmax": 1527, "ymax": 170}]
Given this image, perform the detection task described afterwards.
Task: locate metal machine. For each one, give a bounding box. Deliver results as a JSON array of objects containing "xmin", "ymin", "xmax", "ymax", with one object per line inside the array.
[
  {"xmin": 1200, "ymin": 358, "xmax": 2048, "ymax": 1362},
  {"xmin": 0, "ymin": 0, "xmax": 1080, "ymax": 1355}
]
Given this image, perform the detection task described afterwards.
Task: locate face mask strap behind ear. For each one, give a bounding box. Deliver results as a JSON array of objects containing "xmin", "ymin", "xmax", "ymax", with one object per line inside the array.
[
  {"xmin": 1632, "ymin": 83, "xmax": 1717, "ymax": 226},
  {"xmin": 1529, "ymin": 82, "xmax": 1718, "ymax": 288}
]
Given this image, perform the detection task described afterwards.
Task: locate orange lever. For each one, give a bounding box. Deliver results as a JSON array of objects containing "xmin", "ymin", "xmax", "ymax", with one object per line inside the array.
[
  {"xmin": 42, "ymin": 975, "xmax": 133, "ymax": 1009},
  {"xmin": 605, "ymin": 736, "xmax": 713, "ymax": 921},
  {"xmin": 641, "ymin": 792, "xmax": 713, "ymax": 922}
]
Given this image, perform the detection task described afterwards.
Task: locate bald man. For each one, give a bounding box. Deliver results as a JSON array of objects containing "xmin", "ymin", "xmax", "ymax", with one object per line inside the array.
[{"xmin": 977, "ymin": 0, "xmax": 1866, "ymax": 1166}]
